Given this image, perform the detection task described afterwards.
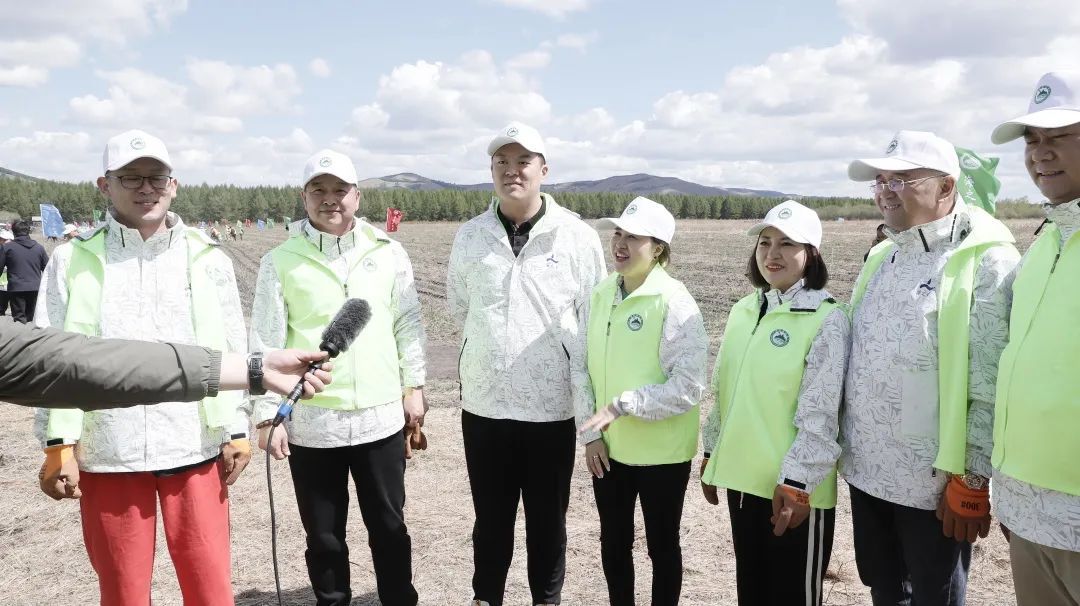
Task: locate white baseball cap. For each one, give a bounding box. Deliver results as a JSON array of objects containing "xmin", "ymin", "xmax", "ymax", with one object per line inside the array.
[
  {"xmin": 596, "ymin": 196, "xmax": 676, "ymax": 244},
  {"xmin": 848, "ymin": 130, "xmax": 960, "ymax": 181},
  {"xmin": 487, "ymin": 121, "xmax": 547, "ymax": 157},
  {"xmin": 103, "ymin": 129, "xmax": 172, "ymax": 173},
  {"xmin": 991, "ymin": 71, "xmax": 1080, "ymax": 144},
  {"xmin": 302, "ymin": 149, "xmax": 358, "ymax": 186},
  {"xmin": 747, "ymin": 200, "xmax": 823, "ymax": 249},
  {"xmin": 63, "ymin": 224, "xmax": 77, "ymax": 236}
]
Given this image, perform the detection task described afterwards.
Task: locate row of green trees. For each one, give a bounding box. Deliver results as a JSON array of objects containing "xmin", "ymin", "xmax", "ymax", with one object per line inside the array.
[{"xmin": 0, "ymin": 177, "xmax": 1044, "ymax": 223}]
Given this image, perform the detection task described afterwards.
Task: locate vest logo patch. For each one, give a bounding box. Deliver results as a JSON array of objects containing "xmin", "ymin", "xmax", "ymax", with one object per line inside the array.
[
  {"xmin": 363, "ymin": 258, "xmax": 377, "ymax": 272},
  {"xmin": 627, "ymin": 314, "xmax": 644, "ymax": 331},
  {"xmin": 769, "ymin": 329, "xmax": 790, "ymax": 347}
]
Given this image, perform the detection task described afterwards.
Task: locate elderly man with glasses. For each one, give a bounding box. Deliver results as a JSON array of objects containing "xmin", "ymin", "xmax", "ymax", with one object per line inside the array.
[
  {"xmin": 840, "ymin": 130, "xmax": 1020, "ymax": 605},
  {"xmin": 34, "ymin": 129, "xmax": 251, "ymax": 605}
]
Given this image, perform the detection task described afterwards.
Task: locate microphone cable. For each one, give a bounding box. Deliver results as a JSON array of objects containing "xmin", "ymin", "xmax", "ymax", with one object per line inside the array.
[{"xmin": 266, "ymin": 423, "xmax": 284, "ymax": 606}]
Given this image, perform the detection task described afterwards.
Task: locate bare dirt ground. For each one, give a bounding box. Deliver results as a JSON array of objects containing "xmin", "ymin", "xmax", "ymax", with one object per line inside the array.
[{"xmin": 0, "ymin": 218, "xmax": 1042, "ymax": 605}]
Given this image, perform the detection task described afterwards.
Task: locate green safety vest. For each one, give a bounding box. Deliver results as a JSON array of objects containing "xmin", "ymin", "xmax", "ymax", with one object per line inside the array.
[
  {"xmin": 993, "ymin": 223, "xmax": 1080, "ymax": 495},
  {"xmin": 269, "ymin": 223, "xmax": 402, "ymax": 411},
  {"xmin": 46, "ymin": 227, "xmax": 241, "ymax": 439},
  {"xmin": 586, "ymin": 265, "xmax": 699, "ymax": 465},
  {"xmin": 850, "ymin": 206, "xmax": 1016, "ymax": 475},
  {"xmin": 701, "ymin": 291, "xmax": 839, "ymax": 508}
]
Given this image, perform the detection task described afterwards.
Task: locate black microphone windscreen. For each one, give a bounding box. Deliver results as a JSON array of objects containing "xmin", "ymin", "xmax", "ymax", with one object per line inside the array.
[{"xmin": 319, "ymin": 299, "xmax": 371, "ymax": 357}]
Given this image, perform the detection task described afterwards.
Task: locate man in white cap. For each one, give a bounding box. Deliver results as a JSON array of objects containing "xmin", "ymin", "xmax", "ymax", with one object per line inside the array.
[
  {"xmin": 33, "ymin": 129, "xmax": 250, "ymax": 605},
  {"xmin": 62, "ymin": 223, "xmax": 78, "ymax": 241},
  {"xmin": 251, "ymin": 148, "xmax": 427, "ymax": 606},
  {"xmin": 447, "ymin": 122, "xmax": 605, "ymax": 606},
  {"xmin": 990, "ymin": 71, "xmax": 1080, "ymax": 606},
  {"xmin": 842, "ymin": 130, "xmax": 1020, "ymax": 605}
]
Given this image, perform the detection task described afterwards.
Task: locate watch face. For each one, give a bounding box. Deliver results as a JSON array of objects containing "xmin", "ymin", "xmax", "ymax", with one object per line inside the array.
[{"xmin": 963, "ymin": 474, "xmax": 987, "ymax": 490}]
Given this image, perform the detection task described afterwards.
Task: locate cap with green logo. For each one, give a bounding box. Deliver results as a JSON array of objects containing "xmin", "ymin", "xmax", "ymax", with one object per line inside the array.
[{"xmin": 992, "ymin": 71, "xmax": 1080, "ymax": 144}]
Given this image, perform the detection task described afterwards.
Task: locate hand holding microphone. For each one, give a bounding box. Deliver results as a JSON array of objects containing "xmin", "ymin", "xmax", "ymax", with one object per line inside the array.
[{"xmin": 271, "ymin": 299, "xmax": 371, "ymax": 427}]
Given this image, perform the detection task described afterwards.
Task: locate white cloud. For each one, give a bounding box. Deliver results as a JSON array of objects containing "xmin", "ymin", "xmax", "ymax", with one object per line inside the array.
[
  {"xmin": 506, "ymin": 50, "xmax": 552, "ymax": 70},
  {"xmin": 186, "ymin": 60, "xmax": 302, "ymax": 116},
  {"xmin": 309, "ymin": 58, "xmax": 332, "ymax": 78},
  {"xmin": 0, "ymin": 65, "xmax": 48, "ymax": 87},
  {"xmin": 489, "ymin": 0, "xmax": 591, "ymax": 18},
  {"xmin": 0, "ymin": 131, "xmax": 95, "ymax": 181},
  {"xmin": 552, "ymin": 32, "xmax": 598, "ymax": 52},
  {"xmin": 0, "ymin": 0, "xmax": 188, "ymax": 87}
]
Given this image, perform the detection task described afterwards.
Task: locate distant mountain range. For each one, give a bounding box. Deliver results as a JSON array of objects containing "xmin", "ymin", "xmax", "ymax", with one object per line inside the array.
[
  {"xmin": 0, "ymin": 166, "xmax": 39, "ymax": 181},
  {"xmin": 358, "ymin": 172, "xmax": 795, "ymax": 198},
  {"xmin": 1, "ymin": 165, "xmax": 794, "ymax": 198}
]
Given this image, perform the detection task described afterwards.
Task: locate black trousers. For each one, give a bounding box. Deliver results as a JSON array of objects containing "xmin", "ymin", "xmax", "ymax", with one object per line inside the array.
[
  {"xmin": 592, "ymin": 459, "xmax": 691, "ymax": 606},
  {"xmin": 461, "ymin": 410, "xmax": 576, "ymax": 606},
  {"xmin": 8, "ymin": 291, "xmax": 37, "ymax": 323},
  {"xmin": 727, "ymin": 489, "xmax": 835, "ymax": 606},
  {"xmin": 849, "ymin": 484, "xmax": 970, "ymax": 606},
  {"xmin": 288, "ymin": 432, "xmax": 417, "ymax": 606},
  {"xmin": 0, "ymin": 290, "xmax": 8, "ymax": 315}
]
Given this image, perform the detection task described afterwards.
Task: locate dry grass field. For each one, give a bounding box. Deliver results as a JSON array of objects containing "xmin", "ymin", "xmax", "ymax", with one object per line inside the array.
[{"xmin": 0, "ymin": 217, "xmax": 1044, "ymax": 605}]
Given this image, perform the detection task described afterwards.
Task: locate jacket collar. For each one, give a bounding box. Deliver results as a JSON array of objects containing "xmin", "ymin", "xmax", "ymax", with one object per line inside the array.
[
  {"xmin": 480, "ymin": 192, "xmax": 577, "ymax": 244},
  {"xmin": 296, "ymin": 217, "xmax": 388, "ymax": 260},
  {"xmin": 760, "ymin": 279, "xmax": 833, "ymax": 312},
  {"xmin": 1046, "ymin": 198, "xmax": 1080, "ymax": 245},
  {"xmin": 103, "ymin": 210, "xmax": 186, "ymax": 251},
  {"xmin": 886, "ymin": 202, "xmax": 970, "ymax": 253}
]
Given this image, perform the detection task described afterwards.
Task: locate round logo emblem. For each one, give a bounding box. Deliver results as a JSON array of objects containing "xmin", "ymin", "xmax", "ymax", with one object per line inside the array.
[
  {"xmin": 130, "ymin": 138, "xmax": 145, "ymax": 150},
  {"xmin": 319, "ymin": 157, "xmax": 332, "ymax": 168},
  {"xmin": 886, "ymin": 139, "xmax": 899, "ymax": 154},
  {"xmin": 960, "ymin": 154, "xmax": 980, "ymax": 170},
  {"xmin": 625, "ymin": 204, "xmax": 638, "ymax": 215},
  {"xmin": 627, "ymin": 314, "xmax": 644, "ymax": 331},
  {"xmin": 769, "ymin": 329, "xmax": 790, "ymax": 347},
  {"xmin": 506, "ymin": 127, "xmax": 519, "ymax": 137},
  {"xmin": 363, "ymin": 258, "xmax": 378, "ymax": 272},
  {"xmin": 1034, "ymin": 85, "xmax": 1052, "ymax": 104},
  {"xmin": 777, "ymin": 208, "xmax": 793, "ymax": 219}
]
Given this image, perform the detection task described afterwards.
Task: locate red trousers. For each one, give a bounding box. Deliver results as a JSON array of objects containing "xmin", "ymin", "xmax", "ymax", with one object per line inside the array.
[{"xmin": 79, "ymin": 458, "xmax": 234, "ymax": 606}]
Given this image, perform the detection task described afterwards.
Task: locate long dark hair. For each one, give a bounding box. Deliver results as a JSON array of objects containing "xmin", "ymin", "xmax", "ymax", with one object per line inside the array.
[{"xmin": 746, "ymin": 243, "xmax": 829, "ymax": 290}]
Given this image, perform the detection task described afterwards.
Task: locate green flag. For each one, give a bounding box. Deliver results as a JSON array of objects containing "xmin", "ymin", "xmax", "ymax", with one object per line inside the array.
[
  {"xmin": 955, "ymin": 146, "xmax": 1001, "ymax": 215},
  {"xmin": 266, "ymin": 218, "xmax": 275, "ymax": 228},
  {"xmin": 92, "ymin": 209, "xmax": 104, "ymax": 224}
]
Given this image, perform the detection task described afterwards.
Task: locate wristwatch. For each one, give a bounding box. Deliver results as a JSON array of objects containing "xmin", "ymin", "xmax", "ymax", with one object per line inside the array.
[
  {"xmin": 247, "ymin": 352, "xmax": 266, "ymax": 396},
  {"xmin": 960, "ymin": 472, "xmax": 988, "ymax": 490}
]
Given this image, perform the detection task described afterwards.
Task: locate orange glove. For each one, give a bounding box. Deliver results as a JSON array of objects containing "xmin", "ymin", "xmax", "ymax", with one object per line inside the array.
[
  {"xmin": 404, "ymin": 425, "xmax": 428, "ymax": 459},
  {"xmin": 771, "ymin": 484, "xmax": 811, "ymax": 536},
  {"xmin": 220, "ymin": 438, "xmax": 252, "ymax": 486},
  {"xmin": 39, "ymin": 444, "xmax": 81, "ymax": 500},
  {"xmin": 936, "ymin": 475, "xmax": 991, "ymax": 543}
]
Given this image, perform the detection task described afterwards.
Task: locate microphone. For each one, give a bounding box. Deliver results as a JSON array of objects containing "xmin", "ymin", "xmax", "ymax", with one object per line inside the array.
[{"xmin": 271, "ymin": 298, "xmax": 371, "ymax": 427}]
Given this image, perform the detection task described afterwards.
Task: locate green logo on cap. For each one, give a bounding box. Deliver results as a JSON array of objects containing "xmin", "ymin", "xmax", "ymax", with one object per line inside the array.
[
  {"xmin": 130, "ymin": 138, "xmax": 145, "ymax": 150},
  {"xmin": 319, "ymin": 157, "xmax": 332, "ymax": 167},
  {"xmin": 770, "ymin": 329, "xmax": 790, "ymax": 347},
  {"xmin": 506, "ymin": 127, "xmax": 519, "ymax": 137},
  {"xmin": 1034, "ymin": 85, "xmax": 1052, "ymax": 104},
  {"xmin": 625, "ymin": 204, "xmax": 638, "ymax": 215},
  {"xmin": 627, "ymin": 314, "xmax": 643, "ymax": 331},
  {"xmin": 960, "ymin": 154, "xmax": 980, "ymax": 170},
  {"xmin": 778, "ymin": 208, "xmax": 792, "ymax": 219},
  {"xmin": 886, "ymin": 139, "xmax": 899, "ymax": 154}
]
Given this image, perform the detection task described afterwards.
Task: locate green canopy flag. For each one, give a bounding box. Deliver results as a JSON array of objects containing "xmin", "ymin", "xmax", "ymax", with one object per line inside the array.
[
  {"xmin": 266, "ymin": 218, "xmax": 275, "ymax": 228},
  {"xmin": 92, "ymin": 209, "xmax": 104, "ymax": 224},
  {"xmin": 955, "ymin": 146, "xmax": 1001, "ymax": 215}
]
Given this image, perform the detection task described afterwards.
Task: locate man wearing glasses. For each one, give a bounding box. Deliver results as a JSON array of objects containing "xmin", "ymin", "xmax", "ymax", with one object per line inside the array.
[
  {"xmin": 34, "ymin": 129, "xmax": 250, "ymax": 605},
  {"xmin": 841, "ymin": 130, "xmax": 1019, "ymax": 605}
]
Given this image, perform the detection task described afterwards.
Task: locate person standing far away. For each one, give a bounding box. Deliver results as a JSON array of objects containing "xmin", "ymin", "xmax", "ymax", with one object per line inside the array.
[
  {"xmin": 842, "ymin": 130, "xmax": 1020, "ymax": 605},
  {"xmin": 2, "ymin": 219, "xmax": 48, "ymax": 323},
  {"xmin": 250, "ymin": 148, "xmax": 428, "ymax": 606},
  {"xmin": 33, "ymin": 129, "xmax": 251, "ymax": 606},
  {"xmin": 989, "ymin": 70, "xmax": 1080, "ymax": 606},
  {"xmin": 700, "ymin": 200, "xmax": 849, "ymax": 606},
  {"xmin": 0, "ymin": 228, "xmax": 12, "ymax": 316},
  {"xmin": 578, "ymin": 196, "xmax": 708, "ymax": 606},
  {"xmin": 447, "ymin": 121, "xmax": 606, "ymax": 606}
]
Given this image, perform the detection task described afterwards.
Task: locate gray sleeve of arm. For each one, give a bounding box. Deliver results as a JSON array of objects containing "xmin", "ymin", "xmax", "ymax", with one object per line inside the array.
[
  {"xmin": 966, "ymin": 245, "xmax": 1021, "ymax": 478},
  {"xmin": 1, "ymin": 319, "xmax": 215, "ymax": 408},
  {"xmin": 777, "ymin": 307, "xmax": 849, "ymax": 494}
]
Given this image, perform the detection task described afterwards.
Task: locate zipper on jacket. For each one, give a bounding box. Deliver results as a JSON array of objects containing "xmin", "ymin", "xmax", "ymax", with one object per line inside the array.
[{"xmin": 457, "ymin": 338, "xmax": 468, "ymax": 401}]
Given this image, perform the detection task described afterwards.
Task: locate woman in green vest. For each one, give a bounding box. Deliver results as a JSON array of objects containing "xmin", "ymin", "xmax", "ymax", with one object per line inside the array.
[
  {"xmin": 578, "ymin": 196, "xmax": 708, "ymax": 606},
  {"xmin": 700, "ymin": 200, "xmax": 849, "ymax": 606}
]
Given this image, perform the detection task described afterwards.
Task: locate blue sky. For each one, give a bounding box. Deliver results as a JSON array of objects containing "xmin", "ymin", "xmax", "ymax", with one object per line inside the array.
[{"xmin": 1, "ymin": 0, "xmax": 1077, "ymax": 200}]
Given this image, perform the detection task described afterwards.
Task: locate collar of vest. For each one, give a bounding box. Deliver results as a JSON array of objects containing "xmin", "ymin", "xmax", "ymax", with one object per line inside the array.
[
  {"xmin": 282, "ymin": 220, "xmax": 388, "ymax": 260},
  {"xmin": 876, "ymin": 203, "xmax": 1014, "ymax": 259},
  {"xmin": 619, "ymin": 264, "xmax": 679, "ymax": 300}
]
